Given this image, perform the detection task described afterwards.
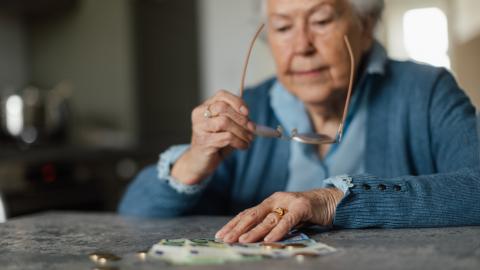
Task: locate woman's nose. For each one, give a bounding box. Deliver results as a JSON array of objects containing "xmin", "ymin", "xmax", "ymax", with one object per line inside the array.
[{"xmin": 293, "ymin": 28, "xmax": 315, "ymax": 56}]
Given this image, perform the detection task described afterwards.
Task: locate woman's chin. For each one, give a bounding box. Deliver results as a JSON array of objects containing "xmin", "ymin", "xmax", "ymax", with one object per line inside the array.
[{"xmin": 288, "ymin": 85, "xmax": 334, "ymax": 104}]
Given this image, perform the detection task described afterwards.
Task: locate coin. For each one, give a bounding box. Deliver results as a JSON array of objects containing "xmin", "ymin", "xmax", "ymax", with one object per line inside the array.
[
  {"xmin": 136, "ymin": 251, "xmax": 148, "ymax": 261},
  {"xmin": 295, "ymin": 254, "xmax": 305, "ymax": 263},
  {"xmin": 284, "ymin": 243, "xmax": 307, "ymax": 250},
  {"xmin": 260, "ymin": 242, "xmax": 285, "ymax": 249},
  {"xmin": 292, "ymin": 251, "xmax": 318, "ymax": 257},
  {"xmin": 89, "ymin": 252, "xmax": 121, "ymax": 264},
  {"xmin": 92, "ymin": 267, "xmax": 119, "ymax": 270}
]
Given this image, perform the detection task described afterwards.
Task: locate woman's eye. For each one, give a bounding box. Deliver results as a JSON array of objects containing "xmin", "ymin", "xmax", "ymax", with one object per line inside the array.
[
  {"xmin": 275, "ymin": 26, "xmax": 292, "ymax": 33},
  {"xmin": 313, "ymin": 18, "xmax": 333, "ymax": 26}
]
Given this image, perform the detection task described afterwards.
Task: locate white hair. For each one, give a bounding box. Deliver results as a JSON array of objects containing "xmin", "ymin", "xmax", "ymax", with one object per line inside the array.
[
  {"xmin": 350, "ymin": 0, "xmax": 385, "ymax": 22},
  {"xmin": 261, "ymin": 0, "xmax": 385, "ymax": 23}
]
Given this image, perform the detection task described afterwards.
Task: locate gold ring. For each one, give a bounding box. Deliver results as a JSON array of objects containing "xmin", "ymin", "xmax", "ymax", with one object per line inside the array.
[
  {"xmin": 203, "ymin": 104, "xmax": 218, "ymax": 119},
  {"xmin": 272, "ymin": 207, "xmax": 287, "ymax": 217},
  {"xmin": 203, "ymin": 108, "xmax": 212, "ymax": 118}
]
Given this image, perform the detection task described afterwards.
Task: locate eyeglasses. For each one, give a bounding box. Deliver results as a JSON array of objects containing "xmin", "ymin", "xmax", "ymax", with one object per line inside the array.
[{"xmin": 239, "ymin": 23, "xmax": 355, "ymax": 145}]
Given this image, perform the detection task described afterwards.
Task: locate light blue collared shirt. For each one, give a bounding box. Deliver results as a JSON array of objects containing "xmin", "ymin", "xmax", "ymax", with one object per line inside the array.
[
  {"xmin": 269, "ymin": 41, "xmax": 387, "ymax": 193},
  {"xmin": 270, "ymin": 80, "xmax": 366, "ymax": 192}
]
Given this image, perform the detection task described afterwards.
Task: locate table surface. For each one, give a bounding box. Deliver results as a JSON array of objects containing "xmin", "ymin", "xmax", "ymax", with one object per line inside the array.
[{"xmin": 1, "ymin": 212, "xmax": 479, "ymax": 270}]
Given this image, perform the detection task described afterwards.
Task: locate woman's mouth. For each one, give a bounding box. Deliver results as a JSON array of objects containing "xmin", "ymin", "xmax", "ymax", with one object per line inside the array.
[{"xmin": 289, "ymin": 67, "xmax": 328, "ymax": 78}]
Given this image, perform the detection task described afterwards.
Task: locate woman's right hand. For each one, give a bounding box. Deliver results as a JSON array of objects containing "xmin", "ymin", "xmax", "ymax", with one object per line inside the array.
[{"xmin": 171, "ymin": 90, "xmax": 256, "ymax": 186}]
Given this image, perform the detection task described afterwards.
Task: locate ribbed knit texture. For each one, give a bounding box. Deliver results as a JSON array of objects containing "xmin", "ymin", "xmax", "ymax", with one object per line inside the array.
[{"xmin": 119, "ymin": 59, "xmax": 480, "ymax": 228}]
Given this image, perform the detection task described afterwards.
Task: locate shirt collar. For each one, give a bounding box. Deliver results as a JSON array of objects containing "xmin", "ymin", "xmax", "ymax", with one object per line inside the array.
[{"xmin": 365, "ymin": 40, "xmax": 388, "ymax": 76}]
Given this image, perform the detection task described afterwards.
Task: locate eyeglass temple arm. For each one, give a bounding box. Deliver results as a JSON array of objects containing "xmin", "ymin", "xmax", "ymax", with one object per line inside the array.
[
  {"xmin": 240, "ymin": 24, "xmax": 265, "ymax": 98},
  {"xmin": 240, "ymin": 25, "xmax": 355, "ymax": 144},
  {"xmin": 336, "ymin": 36, "xmax": 355, "ymax": 143}
]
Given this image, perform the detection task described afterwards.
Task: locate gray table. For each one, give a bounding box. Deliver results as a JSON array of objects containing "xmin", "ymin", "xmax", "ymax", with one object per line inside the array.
[{"xmin": 1, "ymin": 212, "xmax": 479, "ymax": 270}]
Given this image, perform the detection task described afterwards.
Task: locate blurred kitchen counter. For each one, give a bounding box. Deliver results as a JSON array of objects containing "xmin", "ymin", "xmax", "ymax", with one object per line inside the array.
[
  {"xmin": 0, "ymin": 144, "xmax": 167, "ymax": 218},
  {"xmin": 0, "ymin": 144, "xmax": 161, "ymax": 163}
]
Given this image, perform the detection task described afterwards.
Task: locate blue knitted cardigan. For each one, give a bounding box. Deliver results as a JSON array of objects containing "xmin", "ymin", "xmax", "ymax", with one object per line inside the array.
[{"xmin": 119, "ymin": 59, "xmax": 480, "ymax": 229}]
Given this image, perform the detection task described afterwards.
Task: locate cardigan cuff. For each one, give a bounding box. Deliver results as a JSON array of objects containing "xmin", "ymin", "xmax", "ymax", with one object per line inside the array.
[
  {"xmin": 324, "ymin": 174, "xmax": 354, "ymax": 198},
  {"xmin": 332, "ymin": 174, "xmax": 409, "ymax": 228},
  {"xmin": 157, "ymin": 144, "xmax": 211, "ymax": 195}
]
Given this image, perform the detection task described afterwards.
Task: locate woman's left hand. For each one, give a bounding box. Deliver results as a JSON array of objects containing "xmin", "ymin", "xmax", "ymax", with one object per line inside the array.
[{"xmin": 215, "ymin": 188, "xmax": 344, "ymax": 243}]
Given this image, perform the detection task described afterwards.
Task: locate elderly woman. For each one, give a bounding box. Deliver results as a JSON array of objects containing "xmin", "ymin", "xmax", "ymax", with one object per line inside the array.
[{"xmin": 119, "ymin": 0, "xmax": 480, "ymax": 243}]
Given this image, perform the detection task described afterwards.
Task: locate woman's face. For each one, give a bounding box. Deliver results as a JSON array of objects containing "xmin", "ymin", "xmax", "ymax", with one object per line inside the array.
[{"xmin": 266, "ymin": 0, "xmax": 374, "ymax": 106}]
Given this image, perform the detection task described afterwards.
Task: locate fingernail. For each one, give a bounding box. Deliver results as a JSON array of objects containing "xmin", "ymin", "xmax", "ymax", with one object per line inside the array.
[
  {"xmin": 224, "ymin": 234, "xmax": 233, "ymax": 243},
  {"xmin": 215, "ymin": 231, "xmax": 222, "ymax": 239},
  {"xmin": 239, "ymin": 233, "xmax": 249, "ymax": 242},
  {"xmin": 264, "ymin": 235, "xmax": 272, "ymax": 242},
  {"xmin": 227, "ymin": 233, "xmax": 239, "ymax": 243},
  {"xmin": 240, "ymin": 106, "xmax": 249, "ymax": 116}
]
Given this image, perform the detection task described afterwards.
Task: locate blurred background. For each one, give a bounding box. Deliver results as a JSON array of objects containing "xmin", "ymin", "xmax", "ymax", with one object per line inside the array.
[{"xmin": 0, "ymin": 0, "xmax": 478, "ymax": 222}]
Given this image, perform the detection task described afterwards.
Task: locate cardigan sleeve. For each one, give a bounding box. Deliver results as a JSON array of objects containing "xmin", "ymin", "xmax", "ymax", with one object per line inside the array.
[
  {"xmin": 118, "ymin": 147, "xmax": 236, "ymax": 218},
  {"xmin": 117, "ymin": 163, "xmax": 205, "ymax": 218},
  {"xmin": 333, "ymin": 70, "xmax": 480, "ymax": 228},
  {"xmin": 156, "ymin": 144, "xmax": 213, "ymax": 195},
  {"xmin": 117, "ymin": 80, "xmax": 276, "ymax": 218}
]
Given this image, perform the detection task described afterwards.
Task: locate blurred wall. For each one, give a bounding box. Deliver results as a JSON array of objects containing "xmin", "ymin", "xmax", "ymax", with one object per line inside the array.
[
  {"xmin": 383, "ymin": 0, "xmax": 480, "ymax": 108},
  {"xmin": 383, "ymin": 0, "xmax": 451, "ymax": 61},
  {"xmin": 454, "ymin": 36, "xmax": 480, "ymax": 108},
  {"xmin": 198, "ymin": 0, "xmax": 275, "ymax": 100},
  {"xmin": 28, "ymin": 0, "xmax": 138, "ymax": 145},
  {"xmin": 453, "ymin": 0, "xmax": 480, "ymax": 43},
  {"xmin": 0, "ymin": 12, "xmax": 28, "ymax": 91},
  {"xmin": 133, "ymin": 0, "xmax": 200, "ymax": 146},
  {"xmin": 452, "ymin": 0, "xmax": 480, "ymax": 108},
  {"xmin": 198, "ymin": 0, "xmax": 480, "ymax": 108}
]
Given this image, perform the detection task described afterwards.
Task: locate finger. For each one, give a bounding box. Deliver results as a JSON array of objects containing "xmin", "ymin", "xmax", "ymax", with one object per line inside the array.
[
  {"xmin": 215, "ymin": 209, "xmax": 251, "ymax": 239},
  {"xmin": 213, "ymin": 90, "xmax": 249, "ymax": 116},
  {"xmin": 208, "ymin": 101, "xmax": 254, "ymax": 130},
  {"xmin": 263, "ymin": 212, "xmax": 300, "ymax": 242},
  {"xmin": 221, "ymin": 206, "xmax": 271, "ymax": 243},
  {"xmin": 209, "ymin": 132, "xmax": 250, "ymax": 150},
  {"xmin": 239, "ymin": 212, "xmax": 281, "ymax": 243},
  {"xmin": 192, "ymin": 129, "xmax": 249, "ymax": 151},
  {"xmin": 216, "ymin": 192, "xmax": 277, "ymax": 240},
  {"xmin": 203, "ymin": 116, "xmax": 254, "ymax": 144}
]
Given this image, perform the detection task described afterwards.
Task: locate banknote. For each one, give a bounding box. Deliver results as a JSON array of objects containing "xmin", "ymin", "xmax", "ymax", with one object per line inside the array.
[{"xmin": 148, "ymin": 232, "xmax": 336, "ymax": 265}]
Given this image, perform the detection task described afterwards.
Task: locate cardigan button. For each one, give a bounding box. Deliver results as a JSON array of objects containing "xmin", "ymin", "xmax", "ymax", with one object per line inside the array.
[
  {"xmin": 393, "ymin": 185, "xmax": 402, "ymax": 191},
  {"xmin": 377, "ymin": 184, "xmax": 387, "ymax": 191},
  {"xmin": 362, "ymin": 184, "xmax": 371, "ymax": 190}
]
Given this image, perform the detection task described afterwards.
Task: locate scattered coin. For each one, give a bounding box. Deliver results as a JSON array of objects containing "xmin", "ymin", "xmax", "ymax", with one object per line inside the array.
[
  {"xmin": 284, "ymin": 243, "xmax": 307, "ymax": 250},
  {"xmin": 136, "ymin": 251, "xmax": 148, "ymax": 261},
  {"xmin": 295, "ymin": 254, "xmax": 305, "ymax": 263},
  {"xmin": 91, "ymin": 267, "xmax": 119, "ymax": 270},
  {"xmin": 260, "ymin": 242, "xmax": 285, "ymax": 249},
  {"xmin": 89, "ymin": 252, "xmax": 121, "ymax": 264},
  {"xmin": 292, "ymin": 251, "xmax": 319, "ymax": 257}
]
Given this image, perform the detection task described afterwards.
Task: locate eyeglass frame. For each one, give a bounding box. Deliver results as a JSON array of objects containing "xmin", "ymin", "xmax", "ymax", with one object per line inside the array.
[{"xmin": 239, "ymin": 23, "xmax": 356, "ymax": 145}]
